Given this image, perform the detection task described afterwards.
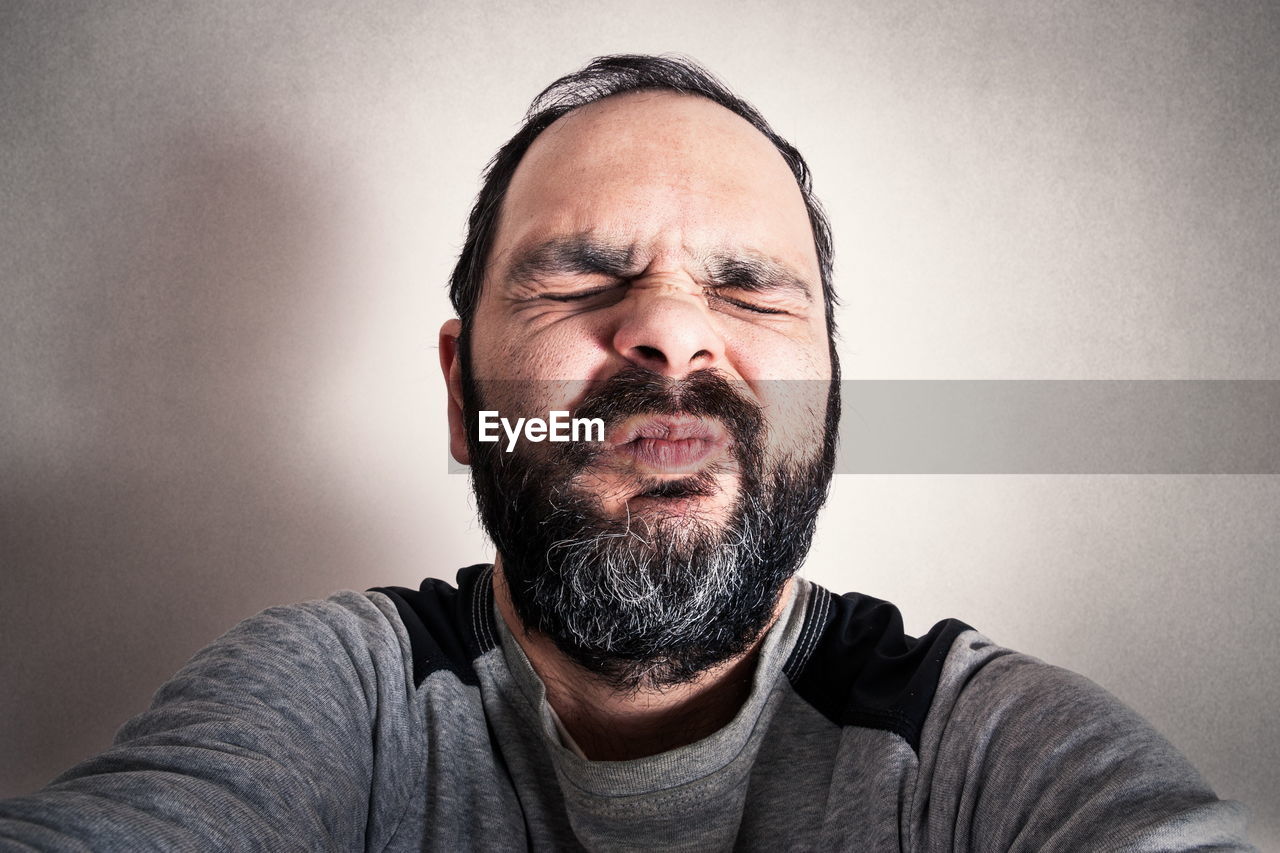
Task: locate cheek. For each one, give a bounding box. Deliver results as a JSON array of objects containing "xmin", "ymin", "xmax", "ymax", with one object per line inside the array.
[
  {"xmin": 724, "ymin": 320, "xmax": 831, "ymax": 383},
  {"xmin": 759, "ymin": 382, "xmax": 830, "ymax": 461},
  {"xmin": 472, "ymin": 316, "xmax": 614, "ymax": 384},
  {"xmin": 469, "ymin": 323, "xmax": 616, "ymax": 420},
  {"xmin": 728, "ymin": 327, "xmax": 831, "ymax": 460}
]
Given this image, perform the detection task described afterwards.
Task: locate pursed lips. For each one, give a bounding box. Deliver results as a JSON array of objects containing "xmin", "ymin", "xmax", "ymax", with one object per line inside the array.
[{"xmin": 604, "ymin": 415, "xmax": 731, "ymax": 474}]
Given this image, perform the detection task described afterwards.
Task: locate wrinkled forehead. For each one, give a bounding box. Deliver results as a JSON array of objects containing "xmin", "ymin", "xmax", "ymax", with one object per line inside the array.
[{"xmin": 490, "ymin": 91, "xmax": 821, "ymax": 289}]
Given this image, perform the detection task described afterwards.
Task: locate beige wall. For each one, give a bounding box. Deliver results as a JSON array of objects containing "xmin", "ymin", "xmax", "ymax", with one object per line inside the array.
[{"xmin": 2, "ymin": 0, "xmax": 1277, "ymax": 844}]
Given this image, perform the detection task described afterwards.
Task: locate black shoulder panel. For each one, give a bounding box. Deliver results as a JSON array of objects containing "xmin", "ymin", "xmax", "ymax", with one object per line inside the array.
[
  {"xmin": 783, "ymin": 586, "xmax": 972, "ymax": 754},
  {"xmin": 368, "ymin": 564, "xmax": 500, "ymax": 688}
]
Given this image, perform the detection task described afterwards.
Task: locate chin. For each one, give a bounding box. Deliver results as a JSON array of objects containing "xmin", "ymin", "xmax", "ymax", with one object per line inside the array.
[{"xmin": 584, "ymin": 468, "xmax": 743, "ymax": 530}]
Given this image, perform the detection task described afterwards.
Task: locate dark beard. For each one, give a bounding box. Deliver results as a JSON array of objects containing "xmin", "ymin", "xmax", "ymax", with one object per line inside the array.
[{"xmin": 463, "ymin": 364, "xmax": 837, "ymax": 692}]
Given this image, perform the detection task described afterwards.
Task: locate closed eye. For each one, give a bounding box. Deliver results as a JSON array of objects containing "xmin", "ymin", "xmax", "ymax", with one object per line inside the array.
[
  {"xmin": 541, "ymin": 284, "xmax": 619, "ymax": 303},
  {"xmin": 710, "ymin": 293, "xmax": 790, "ymax": 316}
]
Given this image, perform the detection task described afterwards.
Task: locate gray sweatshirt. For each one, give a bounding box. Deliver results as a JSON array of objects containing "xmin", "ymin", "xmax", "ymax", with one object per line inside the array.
[{"xmin": 0, "ymin": 565, "xmax": 1253, "ymax": 851}]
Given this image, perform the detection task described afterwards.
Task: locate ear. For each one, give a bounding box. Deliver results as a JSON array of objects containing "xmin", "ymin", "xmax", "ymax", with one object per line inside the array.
[{"xmin": 439, "ymin": 318, "xmax": 470, "ymax": 465}]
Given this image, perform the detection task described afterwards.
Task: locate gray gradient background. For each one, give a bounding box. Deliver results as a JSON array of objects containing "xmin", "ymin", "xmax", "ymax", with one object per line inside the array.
[{"xmin": 2, "ymin": 0, "xmax": 1277, "ymax": 845}]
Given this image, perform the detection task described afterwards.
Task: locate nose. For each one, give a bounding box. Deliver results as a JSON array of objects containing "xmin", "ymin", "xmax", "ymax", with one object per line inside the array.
[{"xmin": 611, "ymin": 283, "xmax": 725, "ymax": 379}]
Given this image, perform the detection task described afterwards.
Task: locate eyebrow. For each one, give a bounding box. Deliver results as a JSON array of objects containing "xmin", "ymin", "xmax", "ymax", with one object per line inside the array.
[
  {"xmin": 503, "ymin": 234, "xmax": 814, "ymax": 302},
  {"xmin": 504, "ymin": 236, "xmax": 639, "ymax": 285},
  {"xmin": 703, "ymin": 253, "xmax": 814, "ymax": 303}
]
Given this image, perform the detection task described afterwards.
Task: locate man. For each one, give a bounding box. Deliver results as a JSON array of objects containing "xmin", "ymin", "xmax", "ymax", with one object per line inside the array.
[{"xmin": 0, "ymin": 54, "xmax": 1253, "ymax": 851}]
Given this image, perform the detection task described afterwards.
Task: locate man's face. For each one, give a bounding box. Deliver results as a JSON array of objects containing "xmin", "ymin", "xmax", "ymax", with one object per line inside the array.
[{"xmin": 444, "ymin": 91, "xmax": 836, "ymax": 688}]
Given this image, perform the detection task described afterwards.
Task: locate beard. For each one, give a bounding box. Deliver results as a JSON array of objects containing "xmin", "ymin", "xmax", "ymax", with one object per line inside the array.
[{"xmin": 463, "ymin": 361, "xmax": 838, "ymax": 692}]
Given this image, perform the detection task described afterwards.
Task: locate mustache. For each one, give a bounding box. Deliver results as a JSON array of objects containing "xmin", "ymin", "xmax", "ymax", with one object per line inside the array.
[
  {"xmin": 562, "ymin": 367, "xmax": 765, "ymax": 467},
  {"xmin": 573, "ymin": 366, "xmax": 763, "ymax": 437}
]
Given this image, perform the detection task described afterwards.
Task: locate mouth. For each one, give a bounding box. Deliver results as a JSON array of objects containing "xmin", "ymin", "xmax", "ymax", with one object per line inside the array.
[{"xmin": 605, "ymin": 415, "xmax": 731, "ymax": 476}]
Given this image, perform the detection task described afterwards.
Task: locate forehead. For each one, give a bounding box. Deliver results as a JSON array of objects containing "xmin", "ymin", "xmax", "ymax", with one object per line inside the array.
[{"xmin": 491, "ymin": 91, "xmax": 820, "ymax": 284}]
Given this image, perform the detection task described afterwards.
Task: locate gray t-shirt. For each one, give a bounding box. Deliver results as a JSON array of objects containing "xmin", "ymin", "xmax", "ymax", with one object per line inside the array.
[{"xmin": 0, "ymin": 565, "xmax": 1253, "ymax": 851}]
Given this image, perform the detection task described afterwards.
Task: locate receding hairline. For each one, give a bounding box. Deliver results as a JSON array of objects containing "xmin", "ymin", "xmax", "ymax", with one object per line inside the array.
[
  {"xmin": 446, "ymin": 54, "xmax": 839, "ymax": 348},
  {"xmin": 519, "ymin": 88, "xmax": 799, "ymax": 180},
  {"xmin": 486, "ymin": 90, "xmax": 822, "ymax": 290}
]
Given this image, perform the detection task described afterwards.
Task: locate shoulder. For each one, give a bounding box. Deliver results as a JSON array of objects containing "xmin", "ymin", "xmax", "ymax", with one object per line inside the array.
[
  {"xmin": 784, "ymin": 583, "xmax": 1251, "ymax": 849},
  {"xmin": 921, "ymin": 632, "xmax": 1209, "ymax": 789},
  {"xmin": 782, "ymin": 582, "xmax": 972, "ymax": 753},
  {"xmin": 366, "ymin": 563, "xmax": 499, "ymax": 687},
  {"xmin": 136, "ymin": 585, "xmax": 420, "ymax": 720},
  {"xmin": 178, "ymin": 585, "xmax": 406, "ymax": 671},
  {"xmin": 915, "ymin": 638, "xmax": 1253, "ymax": 849},
  {"xmin": 782, "ymin": 581, "xmax": 1161, "ymax": 756},
  {"xmin": 919, "ymin": 634, "xmax": 1213, "ymax": 799},
  {"xmin": 151, "ymin": 564, "xmax": 497, "ymax": 702},
  {"xmin": 782, "ymin": 580, "xmax": 1205, "ymax": 778}
]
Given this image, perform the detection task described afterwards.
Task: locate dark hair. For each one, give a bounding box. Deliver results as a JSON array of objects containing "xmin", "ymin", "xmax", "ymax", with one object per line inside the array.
[{"xmin": 448, "ymin": 53, "xmax": 838, "ymax": 345}]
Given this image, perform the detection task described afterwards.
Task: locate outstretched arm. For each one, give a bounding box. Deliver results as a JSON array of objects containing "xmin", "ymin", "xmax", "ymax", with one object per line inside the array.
[
  {"xmin": 912, "ymin": 636, "xmax": 1254, "ymax": 852},
  {"xmin": 0, "ymin": 592, "xmax": 419, "ymax": 852}
]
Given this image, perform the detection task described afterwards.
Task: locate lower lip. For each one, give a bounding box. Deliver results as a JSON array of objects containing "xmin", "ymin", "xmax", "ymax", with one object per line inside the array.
[{"xmin": 618, "ymin": 437, "xmax": 722, "ymax": 473}]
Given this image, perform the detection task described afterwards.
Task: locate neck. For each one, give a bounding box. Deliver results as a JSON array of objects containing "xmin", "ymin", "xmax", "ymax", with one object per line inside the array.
[{"xmin": 492, "ymin": 558, "xmax": 793, "ymax": 761}]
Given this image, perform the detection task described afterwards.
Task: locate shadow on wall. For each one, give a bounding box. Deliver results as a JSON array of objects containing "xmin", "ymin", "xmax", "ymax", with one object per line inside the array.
[{"xmin": 0, "ymin": 128, "xmax": 374, "ymax": 796}]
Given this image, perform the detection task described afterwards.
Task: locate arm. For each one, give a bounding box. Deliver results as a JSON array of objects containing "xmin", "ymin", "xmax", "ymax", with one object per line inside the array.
[
  {"xmin": 912, "ymin": 635, "xmax": 1254, "ymax": 852},
  {"xmin": 0, "ymin": 592, "xmax": 419, "ymax": 852}
]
